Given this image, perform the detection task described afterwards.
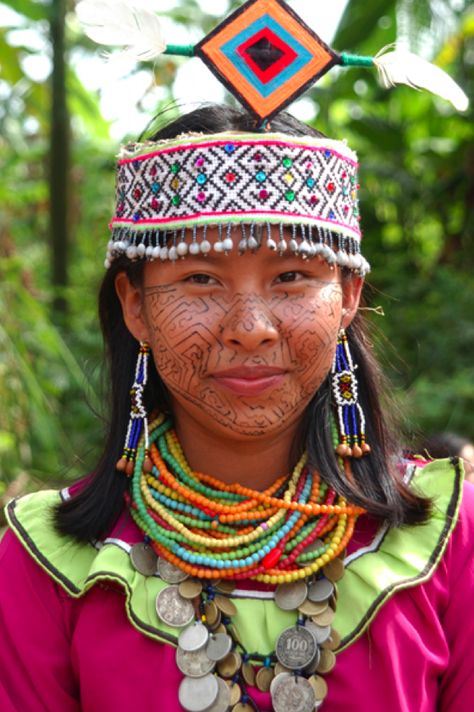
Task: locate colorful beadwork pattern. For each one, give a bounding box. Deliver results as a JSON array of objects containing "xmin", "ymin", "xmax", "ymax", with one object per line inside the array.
[
  {"xmin": 129, "ymin": 416, "xmax": 363, "ymax": 584},
  {"xmin": 195, "ymin": 0, "xmax": 340, "ymax": 121},
  {"xmin": 116, "ymin": 341, "xmax": 151, "ymax": 477},
  {"xmin": 107, "ymin": 131, "xmax": 369, "ymax": 274},
  {"xmin": 332, "ymin": 330, "xmax": 370, "ymax": 459}
]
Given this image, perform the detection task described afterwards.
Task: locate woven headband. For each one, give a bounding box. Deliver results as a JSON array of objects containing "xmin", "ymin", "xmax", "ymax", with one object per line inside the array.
[{"xmin": 107, "ymin": 132, "xmax": 370, "ymax": 275}]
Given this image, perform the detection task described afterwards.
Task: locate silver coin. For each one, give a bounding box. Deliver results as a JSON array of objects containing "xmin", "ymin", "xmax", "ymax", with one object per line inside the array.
[
  {"xmin": 305, "ymin": 620, "xmax": 332, "ymax": 645},
  {"xmin": 316, "ymin": 648, "xmax": 336, "ymax": 674},
  {"xmin": 208, "ymin": 612, "xmax": 223, "ymax": 633},
  {"xmin": 155, "ymin": 585, "xmax": 195, "ymax": 628},
  {"xmin": 157, "ymin": 557, "xmax": 189, "ymax": 584},
  {"xmin": 178, "ymin": 622, "xmax": 210, "ymax": 652},
  {"xmin": 307, "ymin": 577, "xmax": 334, "ymax": 603},
  {"xmin": 302, "ymin": 645, "xmax": 321, "ymax": 674},
  {"xmin": 176, "ymin": 646, "xmax": 216, "ymax": 678},
  {"xmin": 129, "ymin": 543, "xmax": 158, "ymax": 576},
  {"xmin": 271, "ymin": 673, "xmax": 316, "ymax": 712},
  {"xmin": 313, "ymin": 606, "xmax": 335, "ymax": 627},
  {"xmin": 179, "ymin": 578, "xmax": 204, "ymax": 599},
  {"xmin": 270, "ymin": 672, "xmax": 291, "ymax": 698},
  {"xmin": 214, "ymin": 595, "xmax": 237, "ymax": 617},
  {"xmin": 178, "ymin": 674, "xmax": 219, "ymax": 712},
  {"xmin": 205, "ymin": 676, "xmax": 232, "ymax": 712},
  {"xmin": 275, "ymin": 625, "xmax": 317, "ymax": 670},
  {"xmin": 298, "ymin": 599, "xmax": 328, "ymax": 617},
  {"xmin": 308, "ymin": 674, "xmax": 328, "ymax": 702},
  {"xmin": 274, "ymin": 581, "xmax": 308, "ymax": 611},
  {"xmin": 215, "ymin": 579, "xmax": 236, "ymax": 594},
  {"xmin": 274, "ymin": 662, "xmax": 291, "ymax": 676},
  {"xmin": 323, "ymin": 557, "xmax": 345, "ymax": 582},
  {"xmin": 206, "ymin": 633, "xmax": 233, "ymax": 662}
]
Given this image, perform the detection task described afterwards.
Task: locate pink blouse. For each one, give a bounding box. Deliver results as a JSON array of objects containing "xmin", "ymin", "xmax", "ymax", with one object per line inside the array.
[{"xmin": 1, "ymin": 482, "xmax": 474, "ymax": 711}]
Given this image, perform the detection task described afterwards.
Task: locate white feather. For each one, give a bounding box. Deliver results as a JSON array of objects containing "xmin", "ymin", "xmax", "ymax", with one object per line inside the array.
[
  {"xmin": 76, "ymin": 0, "xmax": 166, "ymax": 62},
  {"xmin": 373, "ymin": 47, "xmax": 469, "ymax": 112}
]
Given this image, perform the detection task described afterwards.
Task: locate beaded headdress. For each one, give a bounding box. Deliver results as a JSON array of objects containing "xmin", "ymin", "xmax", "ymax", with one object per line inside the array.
[
  {"xmin": 107, "ymin": 132, "xmax": 369, "ymax": 274},
  {"xmin": 77, "ymin": 0, "xmax": 468, "ymax": 273}
]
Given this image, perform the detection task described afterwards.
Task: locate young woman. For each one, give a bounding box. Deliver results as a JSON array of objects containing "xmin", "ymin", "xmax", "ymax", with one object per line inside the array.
[{"xmin": 1, "ymin": 105, "xmax": 473, "ymax": 712}]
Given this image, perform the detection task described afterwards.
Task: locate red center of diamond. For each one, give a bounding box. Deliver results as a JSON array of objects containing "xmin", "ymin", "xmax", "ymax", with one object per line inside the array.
[
  {"xmin": 226, "ymin": 172, "xmax": 236, "ymax": 183},
  {"xmin": 244, "ymin": 36, "xmax": 284, "ymax": 71},
  {"xmin": 237, "ymin": 27, "xmax": 297, "ymax": 84}
]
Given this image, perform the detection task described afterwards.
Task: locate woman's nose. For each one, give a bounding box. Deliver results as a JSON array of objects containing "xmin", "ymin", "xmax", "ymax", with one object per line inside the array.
[{"xmin": 220, "ymin": 295, "xmax": 279, "ymax": 351}]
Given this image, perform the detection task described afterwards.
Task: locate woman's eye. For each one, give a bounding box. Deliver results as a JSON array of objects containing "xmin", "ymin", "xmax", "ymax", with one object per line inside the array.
[
  {"xmin": 275, "ymin": 271, "xmax": 303, "ymax": 283},
  {"xmin": 185, "ymin": 274, "xmax": 218, "ymax": 285}
]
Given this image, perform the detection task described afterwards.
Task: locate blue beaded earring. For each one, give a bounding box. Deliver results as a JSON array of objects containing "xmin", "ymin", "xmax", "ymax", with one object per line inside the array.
[
  {"xmin": 332, "ymin": 329, "xmax": 371, "ymax": 459},
  {"xmin": 116, "ymin": 341, "xmax": 151, "ymax": 477}
]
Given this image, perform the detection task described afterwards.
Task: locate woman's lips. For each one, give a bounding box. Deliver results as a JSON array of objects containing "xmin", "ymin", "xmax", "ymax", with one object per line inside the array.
[{"xmin": 211, "ymin": 368, "xmax": 286, "ymax": 396}]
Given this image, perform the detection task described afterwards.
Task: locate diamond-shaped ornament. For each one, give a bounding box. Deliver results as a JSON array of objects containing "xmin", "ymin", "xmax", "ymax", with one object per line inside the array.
[{"xmin": 196, "ymin": 0, "xmax": 339, "ymax": 121}]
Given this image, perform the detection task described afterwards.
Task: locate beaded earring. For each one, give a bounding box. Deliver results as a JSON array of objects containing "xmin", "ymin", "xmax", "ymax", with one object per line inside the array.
[
  {"xmin": 116, "ymin": 341, "xmax": 152, "ymax": 477},
  {"xmin": 332, "ymin": 329, "xmax": 371, "ymax": 459}
]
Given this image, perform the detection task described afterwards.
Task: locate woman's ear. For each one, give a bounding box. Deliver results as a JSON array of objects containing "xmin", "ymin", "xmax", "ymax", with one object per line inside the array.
[
  {"xmin": 115, "ymin": 271, "xmax": 150, "ymax": 342},
  {"xmin": 341, "ymin": 275, "xmax": 363, "ymax": 330}
]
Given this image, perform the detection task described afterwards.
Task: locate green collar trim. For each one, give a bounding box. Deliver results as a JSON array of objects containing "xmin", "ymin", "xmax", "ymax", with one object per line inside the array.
[
  {"xmin": 6, "ymin": 494, "xmax": 179, "ymax": 647},
  {"xmin": 337, "ymin": 458, "xmax": 463, "ymax": 649},
  {"xmin": 5, "ymin": 459, "xmax": 462, "ymax": 653}
]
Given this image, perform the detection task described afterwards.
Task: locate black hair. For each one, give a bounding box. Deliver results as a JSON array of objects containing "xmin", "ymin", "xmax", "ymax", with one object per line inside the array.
[{"xmin": 55, "ymin": 103, "xmax": 430, "ymax": 541}]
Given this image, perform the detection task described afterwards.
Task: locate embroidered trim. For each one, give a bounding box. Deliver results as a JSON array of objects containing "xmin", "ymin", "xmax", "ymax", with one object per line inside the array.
[
  {"xmin": 7, "ymin": 499, "xmax": 84, "ymax": 596},
  {"xmin": 6, "ymin": 497, "xmax": 179, "ymax": 647},
  {"xmin": 337, "ymin": 459, "xmax": 462, "ymax": 650},
  {"xmin": 106, "ymin": 131, "xmax": 369, "ymax": 275},
  {"xmin": 344, "ymin": 464, "xmax": 416, "ymax": 566}
]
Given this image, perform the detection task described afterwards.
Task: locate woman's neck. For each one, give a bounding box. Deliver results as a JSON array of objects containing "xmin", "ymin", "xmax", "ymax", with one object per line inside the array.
[{"xmin": 173, "ymin": 409, "xmax": 301, "ymax": 490}]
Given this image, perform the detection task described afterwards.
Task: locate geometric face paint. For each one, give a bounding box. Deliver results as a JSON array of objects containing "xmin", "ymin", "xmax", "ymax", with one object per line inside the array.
[{"xmin": 142, "ymin": 229, "xmax": 346, "ymax": 441}]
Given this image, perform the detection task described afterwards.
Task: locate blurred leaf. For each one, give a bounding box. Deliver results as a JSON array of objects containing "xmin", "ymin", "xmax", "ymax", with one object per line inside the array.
[
  {"xmin": 67, "ymin": 69, "xmax": 111, "ymax": 141},
  {"xmin": 0, "ymin": 32, "xmax": 25, "ymax": 84},
  {"xmin": 334, "ymin": 0, "xmax": 397, "ymax": 52},
  {"xmin": 0, "ymin": 0, "xmax": 49, "ymax": 23}
]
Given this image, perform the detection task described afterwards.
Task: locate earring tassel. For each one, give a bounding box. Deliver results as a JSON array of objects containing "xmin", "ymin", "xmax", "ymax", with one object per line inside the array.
[
  {"xmin": 116, "ymin": 341, "xmax": 151, "ymax": 477},
  {"xmin": 332, "ymin": 330, "xmax": 371, "ymax": 459}
]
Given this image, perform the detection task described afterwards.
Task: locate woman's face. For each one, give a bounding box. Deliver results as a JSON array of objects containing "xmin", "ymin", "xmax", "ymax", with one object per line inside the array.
[{"xmin": 117, "ymin": 227, "xmax": 362, "ymax": 441}]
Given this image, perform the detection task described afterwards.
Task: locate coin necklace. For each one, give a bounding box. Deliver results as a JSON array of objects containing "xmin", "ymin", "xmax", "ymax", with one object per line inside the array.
[
  {"xmin": 127, "ymin": 416, "xmax": 364, "ymax": 710},
  {"xmin": 130, "ymin": 546, "xmax": 345, "ymax": 711}
]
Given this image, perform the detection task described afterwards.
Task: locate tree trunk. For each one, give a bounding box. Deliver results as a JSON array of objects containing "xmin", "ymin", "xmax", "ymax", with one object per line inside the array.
[{"xmin": 49, "ymin": 0, "xmax": 69, "ymax": 314}]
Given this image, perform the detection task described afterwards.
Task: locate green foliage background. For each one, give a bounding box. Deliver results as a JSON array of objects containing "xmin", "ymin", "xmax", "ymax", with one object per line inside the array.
[{"xmin": 0, "ymin": 0, "xmax": 473, "ymax": 495}]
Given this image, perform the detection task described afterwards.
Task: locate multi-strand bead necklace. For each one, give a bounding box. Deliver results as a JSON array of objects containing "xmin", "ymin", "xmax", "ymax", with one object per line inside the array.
[{"xmin": 127, "ymin": 415, "xmax": 365, "ymax": 711}]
